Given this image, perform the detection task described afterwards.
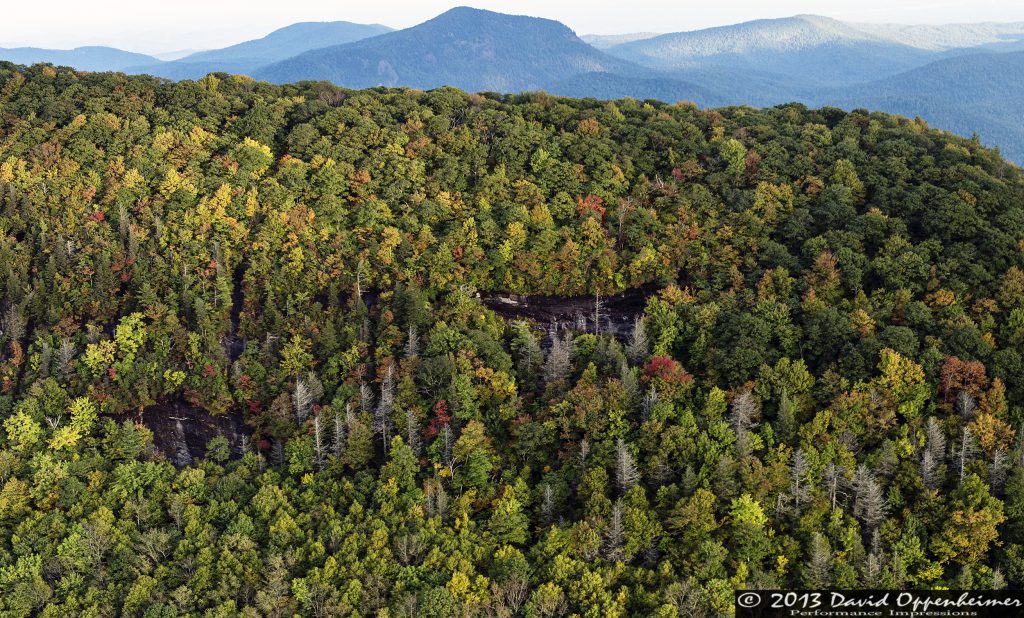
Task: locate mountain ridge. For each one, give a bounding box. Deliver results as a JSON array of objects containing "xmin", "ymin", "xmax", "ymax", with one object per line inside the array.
[
  {"xmin": 255, "ymin": 7, "xmax": 642, "ymax": 91},
  {"xmin": 603, "ymin": 15, "xmax": 936, "ymax": 87},
  {"xmin": 2, "ymin": 9, "xmax": 1023, "ymax": 162},
  {"xmin": 0, "ymin": 45, "xmax": 159, "ymax": 72},
  {"xmin": 818, "ymin": 50, "xmax": 1024, "ymax": 161},
  {"xmin": 130, "ymin": 21, "xmax": 393, "ymax": 80}
]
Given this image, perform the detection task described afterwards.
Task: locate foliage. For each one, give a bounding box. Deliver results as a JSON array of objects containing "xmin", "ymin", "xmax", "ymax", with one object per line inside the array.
[{"xmin": 0, "ymin": 64, "xmax": 1023, "ymax": 615}]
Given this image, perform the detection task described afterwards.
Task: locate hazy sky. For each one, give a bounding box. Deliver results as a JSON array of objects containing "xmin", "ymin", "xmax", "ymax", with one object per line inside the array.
[{"xmin": 4, "ymin": 0, "xmax": 1024, "ymax": 54}]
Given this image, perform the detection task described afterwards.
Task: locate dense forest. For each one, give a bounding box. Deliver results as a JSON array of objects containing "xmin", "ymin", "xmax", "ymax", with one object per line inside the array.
[{"xmin": 1, "ymin": 62, "xmax": 1024, "ymax": 617}]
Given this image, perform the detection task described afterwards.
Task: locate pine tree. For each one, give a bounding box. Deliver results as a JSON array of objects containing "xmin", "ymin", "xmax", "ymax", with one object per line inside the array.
[
  {"xmin": 823, "ymin": 462, "xmax": 847, "ymax": 512},
  {"xmin": 863, "ymin": 530, "xmax": 885, "ymax": 587},
  {"xmin": 642, "ymin": 386, "xmax": 659, "ymax": 421},
  {"xmin": 405, "ymin": 408, "xmax": 421, "ymax": 456},
  {"xmin": 543, "ymin": 332, "xmax": 572, "ymax": 386},
  {"xmin": 954, "ymin": 426, "xmax": 979, "ymax": 485},
  {"xmin": 729, "ymin": 390, "xmax": 760, "ymax": 458},
  {"xmin": 921, "ymin": 450, "xmax": 941, "ymax": 490},
  {"xmin": 426, "ymin": 476, "xmax": 448, "ymax": 520},
  {"xmin": 853, "ymin": 465, "xmax": 887, "ymax": 531},
  {"xmin": 777, "ymin": 389, "xmax": 797, "ymax": 444},
  {"xmin": 603, "ymin": 500, "xmax": 625, "ymax": 562},
  {"xmin": 803, "ymin": 532, "xmax": 832, "ymax": 588},
  {"xmin": 615, "ymin": 439, "xmax": 640, "ymax": 494},
  {"xmin": 333, "ymin": 405, "xmax": 348, "ymax": 459},
  {"xmin": 36, "ymin": 340, "xmax": 51, "ymax": 379},
  {"xmin": 626, "ymin": 316, "xmax": 649, "ymax": 365},
  {"xmin": 956, "ymin": 391, "xmax": 977, "ymax": 421},
  {"xmin": 440, "ymin": 424, "xmax": 455, "ymax": 478},
  {"xmin": 510, "ymin": 320, "xmax": 542, "ymax": 389},
  {"xmin": 790, "ymin": 449, "xmax": 812, "ymax": 509},
  {"xmin": 404, "ymin": 325, "xmax": 419, "ymax": 358},
  {"xmin": 578, "ymin": 438, "xmax": 591, "ymax": 475},
  {"xmin": 990, "ymin": 450, "xmax": 1010, "ymax": 490},
  {"xmin": 359, "ymin": 380, "xmax": 373, "ymax": 414},
  {"xmin": 921, "ymin": 417, "xmax": 947, "ymax": 489},
  {"xmin": 540, "ymin": 484, "xmax": 556, "ymax": 524},
  {"xmin": 312, "ymin": 413, "xmax": 325, "ymax": 470},
  {"xmin": 293, "ymin": 372, "xmax": 323, "ymax": 421},
  {"xmin": 57, "ymin": 338, "xmax": 76, "ymax": 381},
  {"xmin": 375, "ymin": 363, "xmax": 396, "ymax": 449},
  {"xmin": 619, "ymin": 362, "xmax": 639, "ymax": 409}
]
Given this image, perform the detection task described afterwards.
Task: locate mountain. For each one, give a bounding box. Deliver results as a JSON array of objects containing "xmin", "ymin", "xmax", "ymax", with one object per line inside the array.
[
  {"xmin": 546, "ymin": 71, "xmax": 726, "ymax": 106},
  {"xmin": 605, "ymin": 15, "xmax": 935, "ymax": 87},
  {"xmin": 545, "ymin": 64, "xmax": 803, "ymax": 109},
  {"xmin": 256, "ymin": 7, "xmax": 641, "ymax": 92},
  {"xmin": 580, "ymin": 15, "xmax": 1024, "ymax": 161},
  {"xmin": 133, "ymin": 21, "xmax": 393, "ymax": 80},
  {"xmin": 3, "ymin": 10, "xmax": 1024, "ymax": 164},
  {"xmin": 822, "ymin": 51, "xmax": 1024, "ymax": 163},
  {"xmin": 613, "ymin": 15, "xmax": 880, "ymax": 58},
  {"xmin": 0, "ymin": 46, "xmax": 158, "ymax": 72},
  {"xmin": 182, "ymin": 21, "xmax": 393, "ymax": 64},
  {"xmin": 152, "ymin": 49, "xmax": 205, "ymax": 62},
  {"xmin": 852, "ymin": 21, "xmax": 1024, "ymax": 51},
  {"xmin": 580, "ymin": 33, "xmax": 661, "ymax": 49},
  {"xmin": 4, "ymin": 64, "xmax": 1024, "ymax": 616}
]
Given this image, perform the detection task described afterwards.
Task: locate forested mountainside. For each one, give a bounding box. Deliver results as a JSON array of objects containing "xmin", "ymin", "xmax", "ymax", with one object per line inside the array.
[
  {"xmin": 1, "ymin": 63, "xmax": 1024, "ymax": 616},
  {"xmin": 821, "ymin": 51, "xmax": 1024, "ymax": 164},
  {"xmin": 5, "ymin": 9, "xmax": 1024, "ymax": 163}
]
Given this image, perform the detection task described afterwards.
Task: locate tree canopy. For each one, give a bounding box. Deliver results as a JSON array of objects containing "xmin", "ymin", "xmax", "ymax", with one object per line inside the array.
[{"xmin": 1, "ymin": 63, "xmax": 1024, "ymax": 616}]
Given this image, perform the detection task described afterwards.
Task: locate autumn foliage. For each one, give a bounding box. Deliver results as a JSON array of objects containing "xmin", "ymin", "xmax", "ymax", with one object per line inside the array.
[
  {"xmin": 939, "ymin": 356, "xmax": 988, "ymax": 402},
  {"xmin": 643, "ymin": 355, "xmax": 693, "ymax": 385}
]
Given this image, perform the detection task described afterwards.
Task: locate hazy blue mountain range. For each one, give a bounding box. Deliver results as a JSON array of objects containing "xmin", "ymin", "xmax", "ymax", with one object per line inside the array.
[
  {"xmin": 255, "ymin": 8, "xmax": 639, "ymax": 92},
  {"xmin": 151, "ymin": 49, "xmax": 205, "ymax": 62},
  {"xmin": 0, "ymin": 46, "xmax": 158, "ymax": 72},
  {"xmin": 129, "ymin": 21, "xmax": 393, "ymax": 80},
  {"xmin": 545, "ymin": 71, "xmax": 725, "ymax": 106},
  {"xmin": 1, "ymin": 7, "xmax": 1023, "ymax": 162},
  {"xmin": 852, "ymin": 21, "xmax": 1024, "ymax": 51},
  {"xmin": 580, "ymin": 33, "xmax": 661, "ymax": 49},
  {"xmin": 603, "ymin": 15, "xmax": 938, "ymax": 87},
  {"xmin": 548, "ymin": 64, "xmax": 811, "ymax": 109},
  {"xmin": 817, "ymin": 51, "xmax": 1024, "ymax": 162}
]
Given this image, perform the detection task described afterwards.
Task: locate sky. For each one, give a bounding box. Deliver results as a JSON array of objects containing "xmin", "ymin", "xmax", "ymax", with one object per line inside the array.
[{"xmin": 3, "ymin": 0, "xmax": 1024, "ymax": 54}]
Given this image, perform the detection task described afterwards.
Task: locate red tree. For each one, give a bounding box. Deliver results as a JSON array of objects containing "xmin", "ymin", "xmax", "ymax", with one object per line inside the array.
[
  {"xmin": 939, "ymin": 356, "xmax": 987, "ymax": 402},
  {"xmin": 424, "ymin": 399, "xmax": 452, "ymax": 440},
  {"xmin": 643, "ymin": 355, "xmax": 693, "ymax": 385}
]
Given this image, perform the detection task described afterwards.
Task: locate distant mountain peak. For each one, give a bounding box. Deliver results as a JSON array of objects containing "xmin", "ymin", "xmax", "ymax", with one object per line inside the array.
[
  {"xmin": 614, "ymin": 13, "xmax": 881, "ymax": 59},
  {"xmin": 0, "ymin": 45, "xmax": 159, "ymax": 72},
  {"xmin": 441, "ymin": 6, "xmax": 496, "ymax": 16},
  {"xmin": 437, "ymin": 6, "xmax": 529, "ymax": 18},
  {"xmin": 179, "ymin": 21, "xmax": 394, "ymax": 64},
  {"xmin": 425, "ymin": 5, "xmax": 578, "ymax": 34},
  {"xmin": 130, "ymin": 20, "xmax": 394, "ymax": 80},
  {"xmin": 256, "ymin": 8, "xmax": 636, "ymax": 93}
]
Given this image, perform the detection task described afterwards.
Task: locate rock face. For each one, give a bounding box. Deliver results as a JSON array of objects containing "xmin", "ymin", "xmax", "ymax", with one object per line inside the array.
[
  {"xmin": 130, "ymin": 400, "xmax": 249, "ymax": 466},
  {"xmin": 479, "ymin": 285, "xmax": 656, "ymax": 342}
]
